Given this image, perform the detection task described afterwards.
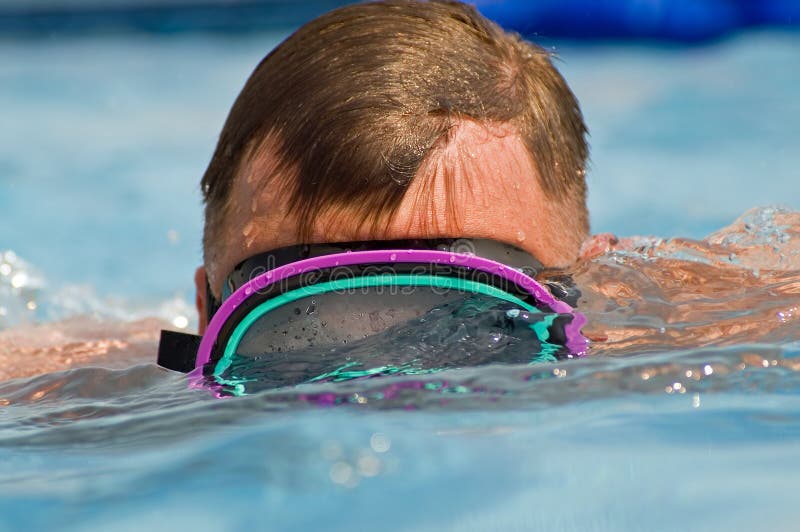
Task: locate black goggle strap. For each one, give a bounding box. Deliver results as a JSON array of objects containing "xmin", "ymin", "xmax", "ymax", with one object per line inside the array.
[
  {"xmin": 204, "ymin": 239, "xmax": 546, "ymax": 325},
  {"xmin": 157, "ymin": 329, "xmax": 202, "ymax": 373}
]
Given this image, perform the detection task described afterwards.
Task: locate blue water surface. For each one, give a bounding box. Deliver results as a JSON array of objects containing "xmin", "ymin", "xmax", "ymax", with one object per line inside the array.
[{"xmin": 2, "ymin": 346, "xmax": 800, "ymax": 531}]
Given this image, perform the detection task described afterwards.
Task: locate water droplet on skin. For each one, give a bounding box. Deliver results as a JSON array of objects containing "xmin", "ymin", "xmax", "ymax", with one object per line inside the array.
[
  {"xmin": 243, "ymin": 222, "xmax": 259, "ymax": 246},
  {"xmin": 516, "ymin": 230, "xmax": 526, "ymax": 242}
]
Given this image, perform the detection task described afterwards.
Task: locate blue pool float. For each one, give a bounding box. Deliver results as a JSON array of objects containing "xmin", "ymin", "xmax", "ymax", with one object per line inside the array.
[
  {"xmin": 474, "ymin": 0, "xmax": 800, "ymax": 41},
  {"xmin": 0, "ymin": 0, "xmax": 797, "ymax": 39}
]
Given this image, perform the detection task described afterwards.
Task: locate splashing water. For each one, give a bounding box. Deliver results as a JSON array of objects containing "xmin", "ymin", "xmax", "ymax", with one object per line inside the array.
[
  {"xmin": 1, "ymin": 207, "xmax": 799, "ymax": 530},
  {"xmin": 0, "ymin": 251, "xmax": 44, "ymax": 329},
  {"xmin": 579, "ymin": 207, "xmax": 800, "ymax": 355}
]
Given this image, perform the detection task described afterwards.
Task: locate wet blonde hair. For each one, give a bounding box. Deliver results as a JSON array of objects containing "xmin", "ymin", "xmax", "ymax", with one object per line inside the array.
[{"xmin": 201, "ymin": 0, "xmax": 589, "ymax": 261}]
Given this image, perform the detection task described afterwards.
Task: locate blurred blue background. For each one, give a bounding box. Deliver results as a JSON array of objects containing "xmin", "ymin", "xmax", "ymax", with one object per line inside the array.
[
  {"xmin": 2, "ymin": 0, "xmax": 798, "ymax": 39},
  {"xmin": 1, "ymin": 4, "xmax": 799, "ymax": 528},
  {"xmin": 1, "ymin": 0, "xmax": 798, "ymax": 303}
]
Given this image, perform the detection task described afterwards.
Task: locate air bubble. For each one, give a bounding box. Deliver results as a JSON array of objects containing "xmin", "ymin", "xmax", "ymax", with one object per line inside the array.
[{"xmin": 370, "ymin": 433, "xmax": 391, "ymax": 453}]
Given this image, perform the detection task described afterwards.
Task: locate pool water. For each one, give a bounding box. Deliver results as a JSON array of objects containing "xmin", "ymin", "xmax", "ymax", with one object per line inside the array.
[{"xmin": 1, "ymin": 29, "xmax": 799, "ymax": 531}]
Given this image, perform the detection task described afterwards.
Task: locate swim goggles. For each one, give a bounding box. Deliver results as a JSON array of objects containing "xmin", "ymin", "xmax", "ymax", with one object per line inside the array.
[{"xmin": 156, "ymin": 239, "xmax": 589, "ymax": 381}]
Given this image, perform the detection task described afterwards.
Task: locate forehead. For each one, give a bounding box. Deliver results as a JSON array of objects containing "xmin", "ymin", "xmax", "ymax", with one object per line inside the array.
[{"xmin": 209, "ymin": 121, "xmax": 578, "ymax": 295}]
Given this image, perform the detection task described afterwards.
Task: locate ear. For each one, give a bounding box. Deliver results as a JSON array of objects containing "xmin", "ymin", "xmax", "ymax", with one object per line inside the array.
[{"xmin": 194, "ymin": 266, "xmax": 209, "ymax": 334}]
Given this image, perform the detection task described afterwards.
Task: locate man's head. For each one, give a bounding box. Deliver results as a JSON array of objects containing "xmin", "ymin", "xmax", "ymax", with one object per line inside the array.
[{"xmin": 196, "ymin": 0, "xmax": 589, "ymax": 326}]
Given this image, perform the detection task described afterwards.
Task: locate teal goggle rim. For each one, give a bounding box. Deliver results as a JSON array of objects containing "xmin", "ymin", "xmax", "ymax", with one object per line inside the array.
[{"xmin": 212, "ymin": 273, "xmax": 541, "ymax": 378}]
